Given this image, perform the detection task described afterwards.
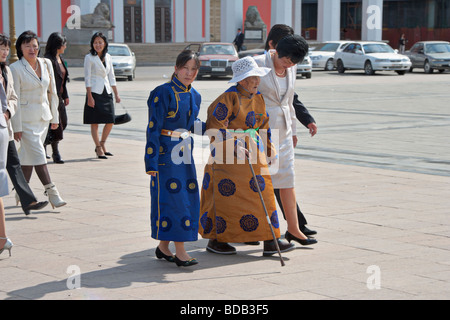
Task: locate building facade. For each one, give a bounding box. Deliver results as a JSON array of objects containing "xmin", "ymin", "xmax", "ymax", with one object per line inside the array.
[{"xmin": 1, "ymin": 0, "xmax": 449, "ymax": 49}]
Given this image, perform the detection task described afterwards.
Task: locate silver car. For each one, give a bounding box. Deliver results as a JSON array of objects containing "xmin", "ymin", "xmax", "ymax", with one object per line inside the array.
[
  {"xmin": 309, "ymin": 41, "xmax": 349, "ymax": 71},
  {"xmin": 405, "ymin": 41, "xmax": 450, "ymax": 74},
  {"xmin": 109, "ymin": 43, "xmax": 137, "ymax": 81},
  {"xmin": 297, "ymin": 55, "xmax": 312, "ymax": 79}
]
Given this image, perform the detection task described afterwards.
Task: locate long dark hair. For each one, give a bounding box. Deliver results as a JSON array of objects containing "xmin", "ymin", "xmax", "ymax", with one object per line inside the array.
[
  {"xmin": 172, "ymin": 50, "xmax": 200, "ymax": 80},
  {"xmin": 0, "ymin": 33, "xmax": 11, "ymax": 72},
  {"xmin": 90, "ymin": 32, "xmax": 108, "ymax": 61},
  {"xmin": 16, "ymin": 30, "xmax": 39, "ymax": 60},
  {"xmin": 45, "ymin": 32, "xmax": 67, "ymax": 58}
]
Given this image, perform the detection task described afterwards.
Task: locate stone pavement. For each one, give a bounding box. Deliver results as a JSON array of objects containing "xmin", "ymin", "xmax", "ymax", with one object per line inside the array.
[{"xmin": 1, "ymin": 131, "xmax": 449, "ymax": 300}]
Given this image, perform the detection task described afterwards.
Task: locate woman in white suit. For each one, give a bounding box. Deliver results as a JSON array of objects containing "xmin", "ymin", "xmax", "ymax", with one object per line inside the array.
[
  {"xmin": 1, "ymin": 36, "xmax": 13, "ymax": 256},
  {"xmin": 254, "ymin": 34, "xmax": 317, "ymax": 246},
  {"xmin": 1, "ymin": 75, "xmax": 12, "ymax": 257},
  {"xmin": 9, "ymin": 31, "xmax": 66, "ymax": 209},
  {"xmin": 84, "ymin": 32, "xmax": 121, "ymax": 159}
]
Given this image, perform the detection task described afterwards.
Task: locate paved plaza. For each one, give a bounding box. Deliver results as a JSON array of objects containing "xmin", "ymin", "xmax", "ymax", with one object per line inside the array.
[{"xmin": 1, "ymin": 68, "xmax": 449, "ymax": 300}]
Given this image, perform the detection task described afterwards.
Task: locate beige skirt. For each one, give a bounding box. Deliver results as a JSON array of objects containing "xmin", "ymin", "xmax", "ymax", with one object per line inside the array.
[
  {"xmin": 17, "ymin": 120, "xmax": 49, "ymax": 166},
  {"xmin": 267, "ymin": 106, "xmax": 296, "ymax": 189}
]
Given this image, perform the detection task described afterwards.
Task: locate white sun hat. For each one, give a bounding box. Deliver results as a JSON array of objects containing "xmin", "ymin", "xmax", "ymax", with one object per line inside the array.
[{"xmin": 228, "ymin": 56, "xmax": 271, "ymax": 83}]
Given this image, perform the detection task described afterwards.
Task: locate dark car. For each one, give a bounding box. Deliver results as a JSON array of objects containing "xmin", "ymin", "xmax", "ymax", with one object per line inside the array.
[
  {"xmin": 405, "ymin": 41, "xmax": 450, "ymax": 73},
  {"xmin": 185, "ymin": 42, "xmax": 239, "ymax": 79}
]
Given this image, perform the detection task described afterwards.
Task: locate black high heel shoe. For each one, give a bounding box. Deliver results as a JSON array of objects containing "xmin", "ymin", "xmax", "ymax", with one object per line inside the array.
[
  {"xmin": 174, "ymin": 256, "xmax": 198, "ymax": 267},
  {"xmin": 100, "ymin": 141, "xmax": 113, "ymax": 156},
  {"xmin": 285, "ymin": 231, "xmax": 318, "ymax": 246},
  {"xmin": 95, "ymin": 146, "xmax": 108, "ymax": 159},
  {"xmin": 156, "ymin": 247, "xmax": 175, "ymax": 263}
]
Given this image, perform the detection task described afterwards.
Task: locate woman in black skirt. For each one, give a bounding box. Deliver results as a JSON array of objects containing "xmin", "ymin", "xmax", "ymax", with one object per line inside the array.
[
  {"xmin": 44, "ymin": 32, "xmax": 70, "ymax": 164},
  {"xmin": 83, "ymin": 32, "xmax": 121, "ymax": 159}
]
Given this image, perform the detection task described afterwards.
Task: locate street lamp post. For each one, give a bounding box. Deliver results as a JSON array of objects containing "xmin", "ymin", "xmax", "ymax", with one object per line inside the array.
[{"xmin": 8, "ymin": 0, "xmax": 18, "ymax": 64}]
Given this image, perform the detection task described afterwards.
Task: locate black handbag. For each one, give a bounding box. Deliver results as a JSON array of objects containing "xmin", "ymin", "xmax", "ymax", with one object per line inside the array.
[{"xmin": 114, "ymin": 103, "xmax": 132, "ymax": 125}]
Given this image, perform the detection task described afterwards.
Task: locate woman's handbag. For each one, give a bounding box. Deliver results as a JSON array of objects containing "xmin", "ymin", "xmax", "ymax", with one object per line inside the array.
[{"xmin": 114, "ymin": 103, "xmax": 132, "ymax": 125}]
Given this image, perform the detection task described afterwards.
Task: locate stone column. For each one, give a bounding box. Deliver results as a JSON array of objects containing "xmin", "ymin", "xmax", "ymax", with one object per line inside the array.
[
  {"xmin": 221, "ymin": 0, "xmax": 243, "ymax": 43},
  {"xmin": 173, "ymin": 0, "xmax": 185, "ymax": 43},
  {"xmin": 362, "ymin": 0, "xmax": 383, "ymax": 41},
  {"xmin": 317, "ymin": 0, "xmax": 340, "ymax": 41},
  {"xmin": 144, "ymin": 0, "xmax": 155, "ymax": 43},
  {"xmin": 271, "ymin": 0, "xmax": 293, "ymax": 28},
  {"xmin": 112, "ymin": 0, "xmax": 124, "ymax": 43},
  {"xmin": 292, "ymin": 0, "xmax": 302, "ymax": 35}
]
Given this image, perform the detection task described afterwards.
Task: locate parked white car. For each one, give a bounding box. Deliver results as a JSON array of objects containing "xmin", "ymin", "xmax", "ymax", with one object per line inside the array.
[
  {"xmin": 109, "ymin": 43, "xmax": 136, "ymax": 81},
  {"xmin": 297, "ymin": 55, "xmax": 312, "ymax": 78},
  {"xmin": 309, "ymin": 41, "xmax": 349, "ymax": 71},
  {"xmin": 334, "ymin": 41, "xmax": 411, "ymax": 75}
]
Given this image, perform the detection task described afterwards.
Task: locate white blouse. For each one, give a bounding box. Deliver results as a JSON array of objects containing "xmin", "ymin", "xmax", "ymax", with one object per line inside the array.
[{"xmin": 276, "ymin": 75, "xmax": 288, "ymax": 98}]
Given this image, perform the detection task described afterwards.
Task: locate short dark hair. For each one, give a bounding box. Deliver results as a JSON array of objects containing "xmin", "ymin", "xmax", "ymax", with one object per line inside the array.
[
  {"xmin": 172, "ymin": 50, "xmax": 200, "ymax": 80},
  {"xmin": 90, "ymin": 32, "xmax": 108, "ymax": 60},
  {"xmin": 276, "ymin": 34, "xmax": 309, "ymax": 65},
  {"xmin": 45, "ymin": 32, "xmax": 67, "ymax": 58},
  {"xmin": 16, "ymin": 30, "xmax": 39, "ymax": 60},
  {"xmin": 265, "ymin": 24, "xmax": 294, "ymax": 51}
]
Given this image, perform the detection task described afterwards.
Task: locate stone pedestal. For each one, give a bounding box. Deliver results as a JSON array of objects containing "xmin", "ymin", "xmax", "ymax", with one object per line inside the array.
[
  {"xmin": 244, "ymin": 28, "xmax": 266, "ymax": 44},
  {"xmin": 64, "ymin": 27, "xmax": 114, "ymax": 45}
]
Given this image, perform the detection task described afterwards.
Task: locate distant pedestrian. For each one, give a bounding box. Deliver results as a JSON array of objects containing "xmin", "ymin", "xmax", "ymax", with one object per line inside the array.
[
  {"xmin": 399, "ymin": 34, "xmax": 407, "ymax": 54},
  {"xmin": 44, "ymin": 32, "xmax": 70, "ymax": 164},
  {"xmin": 233, "ymin": 28, "xmax": 245, "ymax": 52},
  {"xmin": 84, "ymin": 32, "xmax": 121, "ymax": 159},
  {"xmin": 146, "ymin": 50, "xmax": 204, "ymax": 267}
]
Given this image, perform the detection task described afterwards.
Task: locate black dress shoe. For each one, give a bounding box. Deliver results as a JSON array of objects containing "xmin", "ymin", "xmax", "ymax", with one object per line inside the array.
[
  {"xmin": 52, "ymin": 153, "xmax": 65, "ymax": 164},
  {"xmin": 285, "ymin": 231, "xmax": 318, "ymax": 246},
  {"xmin": 174, "ymin": 256, "xmax": 198, "ymax": 267},
  {"xmin": 300, "ymin": 226, "xmax": 317, "ymax": 236},
  {"xmin": 206, "ymin": 239, "xmax": 237, "ymax": 255},
  {"xmin": 263, "ymin": 239, "xmax": 295, "ymax": 257},
  {"xmin": 24, "ymin": 201, "xmax": 49, "ymax": 216},
  {"xmin": 155, "ymin": 247, "xmax": 175, "ymax": 262}
]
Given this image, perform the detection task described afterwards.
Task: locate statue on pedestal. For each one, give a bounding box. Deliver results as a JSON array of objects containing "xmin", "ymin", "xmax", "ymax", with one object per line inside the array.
[
  {"xmin": 244, "ymin": 6, "xmax": 267, "ymax": 43},
  {"xmin": 63, "ymin": 3, "xmax": 114, "ymax": 45},
  {"xmin": 80, "ymin": 3, "xmax": 114, "ymax": 29}
]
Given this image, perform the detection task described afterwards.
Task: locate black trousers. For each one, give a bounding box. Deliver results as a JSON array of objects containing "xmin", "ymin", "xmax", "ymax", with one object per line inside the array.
[
  {"xmin": 6, "ymin": 141, "xmax": 37, "ymax": 209},
  {"xmin": 274, "ymin": 189, "xmax": 308, "ymax": 227}
]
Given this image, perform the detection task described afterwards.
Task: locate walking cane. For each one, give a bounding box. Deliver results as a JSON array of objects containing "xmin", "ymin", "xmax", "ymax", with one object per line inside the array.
[{"xmin": 246, "ymin": 154, "xmax": 286, "ymax": 267}]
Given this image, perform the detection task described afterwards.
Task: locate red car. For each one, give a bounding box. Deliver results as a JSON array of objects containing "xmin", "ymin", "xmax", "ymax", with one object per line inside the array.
[{"xmin": 184, "ymin": 42, "xmax": 239, "ymax": 79}]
